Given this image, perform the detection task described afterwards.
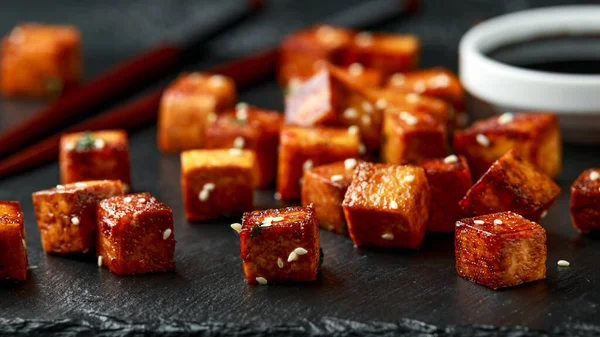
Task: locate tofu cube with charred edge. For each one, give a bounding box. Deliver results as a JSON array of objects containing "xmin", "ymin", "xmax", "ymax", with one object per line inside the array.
[
  {"xmin": 420, "ymin": 155, "xmax": 473, "ymax": 232},
  {"xmin": 301, "ymin": 159, "xmax": 358, "ymax": 235},
  {"xmin": 97, "ymin": 193, "xmax": 175, "ymax": 275},
  {"xmin": 240, "ymin": 205, "xmax": 320, "ymax": 284},
  {"xmin": 570, "ymin": 169, "xmax": 600, "ymax": 233},
  {"xmin": 0, "ymin": 201, "xmax": 27, "ymax": 281},
  {"xmin": 157, "ymin": 73, "xmax": 237, "ymax": 152},
  {"xmin": 181, "ymin": 149, "xmax": 255, "ymax": 221},
  {"xmin": 204, "ymin": 105, "xmax": 284, "ymax": 188},
  {"xmin": 1, "ymin": 24, "xmax": 82, "ymax": 97},
  {"xmin": 455, "ymin": 211, "xmax": 547, "ymax": 290},
  {"xmin": 342, "ymin": 162, "xmax": 430, "ymax": 249},
  {"xmin": 277, "ymin": 126, "xmax": 360, "ymax": 200},
  {"xmin": 382, "ymin": 109, "xmax": 448, "ymax": 165},
  {"xmin": 453, "ymin": 112, "xmax": 562, "ymax": 180},
  {"xmin": 343, "ymin": 31, "xmax": 420, "ymax": 77},
  {"xmin": 59, "ymin": 130, "xmax": 132, "ymax": 189},
  {"xmin": 459, "ymin": 150, "xmax": 561, "ymax": 222},
  {"xmin": 32, "ymin": 180, "xmax": 124, "ymax": 254}
]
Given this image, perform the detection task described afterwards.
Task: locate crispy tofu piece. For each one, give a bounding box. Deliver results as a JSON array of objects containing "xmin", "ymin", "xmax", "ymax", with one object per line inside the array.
[
  {"xmin": 570, "ymin": 169, "xmax": 600, "ymax": 233},
  {"xmin": 459, "ymin": 150, "xmax": 560, "ymax": 222},
  {"xmin": 420, "ymin": 155, "xmax": 473, "ymax": 232},
  {"xmin": 382, "ymin": 108, "xmax": 448, "ymax": 164},
  {"xmin": 277, "ymin": 126, "xmax": 360, "ymax": 200},
  {"xmin": 204, "ymin": 105, "xmax": 284, "ymax": 188},
  {"xmin": 301, "ymin": 159, "xmax": 358, "ymax": 234},
  {"xmin": 240, "ymin": 205, "xmax": 320, "ymax": 284},
  {"xmin": 453, "ymin": 112, "xmax": 562, "ymax": 179},
  {"xmin": 181, "ymin": 149, "xmax": 255, "ymax": 221},
  {"xmin": 342, "ymin": 162, "xmax": 430, "ymax": 249},
  {"xmin": 455, "ymin": 211, "xmax": 547, "ymax": 290},
  {"xmin": 343, "ymin": 32, "xmax": 420, "ymax": 77},
  {"xmin": 97, "ymin": 193, "xmax": 175, "ymax": 275},
  {"xmin": 0, "ymin": 201, "xmax": 27, "ymax": 281},
  {"xmin": 1, "ymin": 24, "xmax": 82, "ymax": 97},
  {"xmin": 157, "ymin": 73, "xmax": 237, "ymax": 152},
  {"xmin": 32, "ymin": 180, "xmax": 124, "ymax": 254},
  {"xmin": 59, "ymin": 130, "xmax": 132, "ymax": 189}
]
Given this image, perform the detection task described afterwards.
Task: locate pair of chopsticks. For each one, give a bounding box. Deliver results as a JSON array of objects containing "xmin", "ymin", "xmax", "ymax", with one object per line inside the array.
[{"xmin": 0, "ymin": 0, "xmax": 421, "ymax": 178}]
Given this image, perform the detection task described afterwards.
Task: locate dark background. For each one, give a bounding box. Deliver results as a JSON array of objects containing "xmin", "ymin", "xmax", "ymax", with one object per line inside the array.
[{"xmin": 1, "ymin": 0, "xmax": 599, "ymax": 333}]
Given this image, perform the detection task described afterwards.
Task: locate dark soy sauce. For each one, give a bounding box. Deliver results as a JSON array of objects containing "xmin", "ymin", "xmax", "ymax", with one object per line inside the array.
[{"xmin": 485, "ymin": 35, "xmax": 600, "ymax": 75}]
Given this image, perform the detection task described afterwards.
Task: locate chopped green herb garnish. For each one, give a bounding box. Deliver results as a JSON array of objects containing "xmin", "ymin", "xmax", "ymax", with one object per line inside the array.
[
  {"xmin": 318, "ymin": 248, "xmax": 324, "ymax": 270},
  {"xmin": 250, "ymin": 224, "xmax": 263, "ymax": 239},
  {"xmin": 46, "ymin": 77, "xmax": 63, "ymax": 97},
  {"xmin": 75, "ymin": 131, "xmax": 95, "ymax": 150}
]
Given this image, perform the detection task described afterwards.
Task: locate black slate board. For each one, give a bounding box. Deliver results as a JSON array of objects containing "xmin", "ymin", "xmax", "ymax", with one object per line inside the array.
[{"xmin": 1, "ymin": 0, "xmax": 600, "ymax": 335}]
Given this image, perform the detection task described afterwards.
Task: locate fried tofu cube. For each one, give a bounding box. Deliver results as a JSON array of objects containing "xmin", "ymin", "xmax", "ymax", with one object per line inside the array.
[
  {"xmin": 204, "ymin": 105, "xmax": 284, "ymax": 188},
  {"xmin": 455, "ymin": 211, "xmax": 546, "ymax": 290},
  {"xmin": 157, "ymin": 73, "xmax": 237, "ymax": 152},
  {"xmin": 181, "ymin": 149, "xmax": 254, "ymax": 221},
  {"xmin": 59, "ymin": 130, "xmax": 132, "ymax": 189},
  {"xmin": 277, "ymin": 126, "xmax": 360, "ymax": 200},
  {"xmin": 420, "ymin": 155, "xmax": 473, "ymax": 232},
  {"xmin": 286, "ymin": 62, "xmax": 382, "ymax": 91},
  {"xmin": 1, "ymin": 24, "xmax": 82, "ymax": 97},
  {"xmin": 239, "ymin": 205, "xmax": 320, "ymax": 284},
  {"xmin": 342, "ymin": 162, "xmax": 430, "ymax": 249},
  {"xmin": 32, "ymin": 180, "xmax": 124, "ymax": 254},
  {"xmin": 453, "ymin": 112, "xmax": 562, "ymax": 179},
  {"xmin": 301, "ymin": 159, "xmax": 358, "ymax": 234},
  {"xmin": 343, "ymin": 32, "xmax": 420, "ymax": 77},
  {"xmin": 460, "ymin": 150, "xmax": 561, "ymax": 222},
  {"xmin": 0, "ymin": 201, "xmax": 27, "ymax": 281},
  {"xmin": 570, "ymin": 169, "xmax": 600, "ymax": 233},
  {"xmin": 97, "ymin": 193, "xmax": 175, "ymax": 275},
  {"xmin": 382, "ymin": 109, "xmax": 448, "ymax": 164}
]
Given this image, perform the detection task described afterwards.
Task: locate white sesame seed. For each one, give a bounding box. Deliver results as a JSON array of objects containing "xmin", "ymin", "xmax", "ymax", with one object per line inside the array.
[
  {"xmin": 288, "ymin": 78, "xmax": 302, "ymax": 91},
  {"xmin": 75, "ymin": 182, "xmax": 87, "ymax": 188},
  {"xmin": 348, "ymin": 125, "xmax": 360, "ymax": 135},
  {"xmin": 236, "ymin": 102, "xmax": 249, "ymax": 110},
  {"xmin": 355, "ymin": 32, "xmax": 374, "ymax": 47},
  {"xmin": 233, "ymin": 136, "xmax": 245, "ymax": 149},
  {"xmin": 203, "ymin": 183, "xmax": 216, "ymax": 191},
  {"xmin": 476, "ymin": 134, "xmax": 490, "ymax": 147},
  {"xmin": 274, "ymin": 192, "xmax": 282, "ymax": 200},
  {"xmin": 375, "ymin": 99, "xmax": 388, "ymax": 110},
  {"xmin": 389, "ymin": 200, "xmax": 398, "ymax": 209},
  {"xmin": 344, "ymin": 158, "xmax": 358, "ymax": 170},
  {"xmin": 444, "ymin": 155, "xmax": 458, "ymax": 164},
  {"xmin": 261, "ymin": 223, "xmax": 272, "ymax": 228},
  {"xmin": 94, "ymin": 138, "xmax": 105, "ymax": 149},
  {"xmin": 199, "ymin": 189, "xmax": 210, "ymax": 201},
  {"xmin": 343, "ymin": 108, "xmax": 358, "ymax": 119},
  {"xmin": 71, "ymin": 217, "xmax": 80, "ymax": 225},
  {"xmin": 230, "ymin": 223, "xmax": 242, "ymax": 233},
  {"xmin": 429, "ymin": 73, "xmax": 450, "ymax": 88},
  {"xmin": 358, "ymin": 143, "xmax": 366, "ymax": 155},
  {"xmin": 348, "ymin": 63, "xmax": 364, "ymax": 76},
  {"xmin": 256, "ymin": 277, "xmax": 268, "ymax": 285},
  {"xmin": 272, "ymin": 216, "xmax": 285, "ymax": 222},
  {"xmin": 263, "ymin": 217, "xmax": 273, "ymax": 223},
  {"xmin": 390, "ymin": 73, "xmax": 405, "ymax": 86},
  {"xmin": 330, "ymin": 174, "xmax": 344, "ymax": 182},
  {"xmin": 303, "ymin": 160, "xmax": 314, "ymax": 171},
  {"xmin": 138, "ymin": 198, "xmax": 146, "ymax": 204},
  {"xmin": 541, "ymin": 210, "xmax": 548, "ymax": 219},
  {"xmin": 56, "ymin": 185, "xmax": 65, "ymax": 190},
  {"xmin": 22, "ymin": 239, "xmax": 26, "ymax": 249},
  {"xmin": 404, "ymin": 175, "xmax": 415, "ymax": 182},
  {"xmin": 65, "ymin": 142, "xmax": 75, "ymax": 151},
  {"xmin": 229, "ymin": 148, "xmax": 243, "ymax": 156},
  {"xmin": 162, "ymin": 228, "xmax": 172, "ymax": 240},
  {"xmin": 473, "ymin": 220, "xmax": 485, "ymax": 225},
  {"xmin": 400, "ymin": 111, "xmax": 418, "ymax": 125},
  {"xmin": 557, "ymin": 260, "xmax": 570, "ymax": 267},
  {"xmin": 97, "ymin": 256, "xmax": 103, "ymax": 267},
  {"xmin": 316, "ymin": 25, "xmax": 336, "ymax": 43},
  {"xmin": 209, "ymin": 74, "xmax": 227, "ymax": 87},
  {"xmin": 361, "ymin": 114, "xmax": 371, "ymax": 126},
  {"xmin": 124, "ymin": 197, "xmax": 132, "ymax": 203},
  {"xmin": 362, "ymin": 101, "xmax": 374, "ymax": 113},
  {"xmin": 27, "ymin": 265, "xmax": 38, "ymax": 270},
  {"xmin": 494, "ymin": 219, "xmax": 503, "ymax": 225},
  {"xmin": 207, "ymin": 112, "xmax": 217, "ymax": 123},
  {"xmin": 382, "ymin": 233, "xmax": 394, "ymax": 240},
  {"xmin": 498, "ymin": 112, "xmax": 514, "ymax": 124},
  {"xmin": 413, "ymin": 81, "xmax": 426, "ymax": 93},
  {"xmin": 590, "ymin": 171, "xmax": 600, "ymax": 181},
  {"xmin": 287, "ymin": 251, "xmax": 298, "ymax": 262},
  {"xmin": 277, "ymin": 258, "xmax": 284, "ymax": 268},
  {"xmin": 294, "ymin": 248, "xmax": 308, "ymax": 255}
]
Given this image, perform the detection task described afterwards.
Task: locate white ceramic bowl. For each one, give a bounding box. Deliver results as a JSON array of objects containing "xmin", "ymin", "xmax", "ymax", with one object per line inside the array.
[{"xmin": 459, "ymin": 5, "xmax": 600, "ymax": 144}]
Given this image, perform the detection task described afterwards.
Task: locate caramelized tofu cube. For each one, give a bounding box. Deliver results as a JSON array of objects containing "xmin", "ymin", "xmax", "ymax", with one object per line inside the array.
[
  {"xmin": 204, "ymin": 105, "xmax": 284, "ymax": 188},
  {"xmin": 382, "ymin": 109, "xmax": 448, "ymax": 164},
  {"xmin": 455, "ymin": 211, "xmax": 547, "ymax": 290},
  {"xmin": 0, "ymin": 201, "xmax": 27, "ymax": 281},
  {"xmin": 1, "ymin": 24, "xmax": 82, "ymax": 97},
  {"xmin": 570, "ymin": 169, "xmax": 600, "ymax": 233},
  {"xmin": 240, "ymin": 205, "xmax": 320, "ymax": 284},
  {"xmin": 453, "ymin": 112, "xmax": 562, "ymax": 179},
  {"xmin": 301, "ymin": 159, "xmax": 358, "ymax": 234},
  {"xmin": 342, "ymin": 162, "xmax": 430, "ymax": 249},
  {"xmin": 157, "ymin": 73, "xmax": 237, "ymax": 152},
  {"xmin": 277, "ymin": 126, "xmax": 360, "ymax": 200},
  {"xmin": 97, "ymin": 193, "xmax": 175, "ymax": 275},
  {"xmin": 343, "ymin": 32, "xmax": 420, "ymax": 76},
  {"xmin": 181, "ymin": 149, "xmax": 255, "ymax": 221},
  {"xmin": 286, "ymin": 62, "xmax": 383, "ymax": 91},
  {"xmin": 59, "ymin": 130, "xmax": 132, "ymax": 189},
  {"xmin": 420, "ymin": 155, "xmax": 473, "ymax": 232},
  {"xmin": 459, "ymin": 150, "xmax": 560, "ymax": 222},
  {"xmin": 32, "ymin": 180, "xmax": 124, "ymax": 254}
]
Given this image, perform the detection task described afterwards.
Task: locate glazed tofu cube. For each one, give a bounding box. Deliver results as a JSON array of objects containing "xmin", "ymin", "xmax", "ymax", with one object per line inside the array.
[
  {"xmin": 570, "ymin": 169, "xmax": 600, "ymax": 233},
  {"xmin": 181, "ymin": 149, "xmax": 255, "ymax": 221},
  {"xmin": 277, "ymin": 126, "xmax": 360, "ymax": 200},
  {"xmin": 420, "ymin": 155, "xmax": 473, "ymax": 232},
  {"xmin": 204, "ymin": 105, "xmax": 284, "ymax": 188},
  {"xmin": 239, "ymin": 205, "xmax": 320, "ymax": 284},
  {"xmin": 301, "ymin": 159, "xmax": 358, "ymax": 234},
  {"xmin": 459, "ymin": 150, "xmax": 561, "ymax": 222},
  {"xmin": 455, "ymin": 211, "xmax": 547, "ymax": 290},
  {"xmin": 382, "ymin": 109, "xmax": 448, "ymax": 164},
  {"xmin": 32, "ymin": 180, "xmax": 124, "ymax": 254},
  {"xmin": 343, "ymin": 32, "xmax": 420, "ymax": 77},
  {"xmin": 286, "ymin": 63, "xmax": 382, "ymax": 91},
  {"xmin": 97, "ymin": 193, "xmax": 175, "ymax": 275},
  {"xmin": 342, "ymin": 162, "xmax": 430, "ymax": 249},
  {"xmin": 59, "ymin": 130, "xmax": 132, "ymax": 189},
  {"xmin": 0, "ymin": 201, "xmax": 27, "ymax": 281},
  {"xmin": 157, "ymin": 73, "xmax": 237, "ymax": 152},
  {"xmin": 1, "ymin": 24, "xmax": 82, "ymax": 97},
  {"xmin": 453, "ymin": 112, "xmax": 562, "ymax": 179}
]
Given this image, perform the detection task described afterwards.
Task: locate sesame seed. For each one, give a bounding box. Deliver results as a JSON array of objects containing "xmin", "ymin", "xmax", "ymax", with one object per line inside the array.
[
  {"xmin": 375, "ymin": 99, "xmax": 388, "ymax": 110},
  {"xmin": 316, "ymin": 25, "xmax": 336, "ymax": 43},
  {"xmin": 274, "ymin": 192, "xmax": 282, "ymax": 200},
  {"xmin": 256, "ymin": 277, "xmax": 268, "ymax": 285},
  {"xmin": 362, "ymin": 101, "xmax": 374, "ymax": 113},
  {"xmin": 294, "ymin": 247, "xmax": 308, "ymax": 255},
  {"xmin": 358, "ymin": 143, "xmax": 366, "ymax": 155},
  {"xmin": 233, "ymin": 136, "xmax": 245, "ymax": 149},
  {"xmin": 498, "ymin": 112, "xmax": 514, "ymax": 124},
  {"xmin": 404, "ymin": 175, "xmax": 415, "ymax": 182},
  {"xmin": 540, "ymin": 210, "xmax": 548, "ymax": 219},
  {"xmin": 287, "ymin": 251, "xmax": 298, "ymax": 262},
  {"xmin": 590, "ymin": 171, "xmax": 600, "ymax": 181},
  {"xmin": 348, "ymin": 63, "xmax": 364, "ymax": 76},
  {"xmin": 138, "ymin": 198, "xmax": 146, "ymax": 203},
  {"xmin": 288, "ymin": 78, "xmax": 302, "ymax": 91},
  {"xmin": 203, "ymin": 183, "xmax": 216, "ymax": 191},
  {"xmin": 557, "ymin": 260, "xmax": 570, "ymax": 267},
  {"xmin": 22, "ymin": 239, "xmax": 26, "ymax": 249},
  {"xmin": 277, "ymin": 258, "xmax": 284, "ymax": 268},
  {"xmin": 406, "ymin": 93, "xmax": 420, "ymax": 103},
  {"xmin": 94, "ymin": 138, "xmax": 105, "ymax": 149},
  {"xmin": 389, "ymin": 200, "xmax": 398, "ymax": 209},
  {"xmin": 27, "ymin": 265, "xmax": 38, "ymax": 270},
  {"xmin": 229, "ymin": 148, "xmax": 243, "ymax": 156},
  {"xmin": 400, "ymin": 111, "xmax": 418, "ymax": 125},
  {"xmin": 207, "ymin": 112, "xmax": 217, "ymax": 123},
  {"xmin": 199, "ymin": 189, "xmax": 210, "ymax": 201},
  {"xmin": 261, "ymin": 223, "xmax": 272, "ymax": 228},
  {"xmin": 494, "ymin": 219, "xmax": 503, "ymax": 225},
  {"xmin": 209, "ymin": 74, "xmax": 227, "ymax": 87},
  {"xmin": 230, "ymin": 223, "xmax": 242, "ymax": 233},
  {"xmin": 355, "ymin": 31, "xmax": 374, "ymax": 47},
  {"xmin": 272, "ymin": 216, "xmax": 285, "ymax": 222},
  {"xmin": 71, "ymin": 217, "xmax": 80, "ymax": 225},
  {"xmin": 476, "ymin": 134, "xmax": 490, "ymax": 147},
  {"xmin": 413, "ymin": 82, "xmax": 426, "ymax": 93},
  {"xmin": 390, "ymin": 73, "xmax": 405, "ymax": 86},
  {"xmin": 98, "ymin": 256, "xmax": 103, "ymax": 267},
  {"xmin": 344, "ymin": 158, "xmax": 358, "ymax": 170},
  {"xmin": 56, "ymin": 185, "xmax": 65, "ymax": 190},
  {"xmin": 330, "ymin": 175, "xmax": 343, "ymax": 182},
  {"xmin": 361, "ymin": 114, "xmax": 371, "ymax": 125},
  {"xmin": 75, "ymin": 182, "xmax": 87, "ymax": 188},
  {"xmin": 343, "ymin": 108, "xmax": 358, "ymax": 119},
  {"xmin": 444, "ymin": 155, "xmax": 458, "ymax": 164},
  {"xmin": 236, "ymin": 102, "xmax": 249, "ymax": 110},
  {"xmin": 263, "ymin": 217, "xmax": 273, "ymax": 223},
  {"xmin": 348, "ymin": 125, "xmax": 360, "ymax": 135},
  {"xmin": 65, "ymin": 142, "xmax": 75, "ymax": 151},
  {"xmin": 303, "ymin": 160, "xmax": 314, "ymax": 171},
  {"xmin": 382, "ymin": 233, "xmax": 394, "ymax": 240},
  {"xmin": 473, "ymin": 220, "xmax": 485, "ymax": 225},
  {"xmin": 429, "ymin": 74, "xmax": 450, "ymax": 88},
  {"xmin": 124, "ymin": 197, "xmax": 132, "ymax": 203}
]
